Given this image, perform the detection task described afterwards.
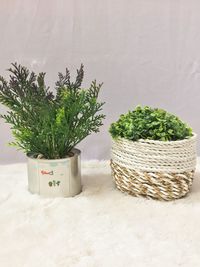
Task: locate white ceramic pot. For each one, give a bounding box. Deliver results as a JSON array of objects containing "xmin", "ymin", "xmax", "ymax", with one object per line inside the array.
[{"xmin": 27, "ymin": 148, "xmax": 81, "ymax": 197}]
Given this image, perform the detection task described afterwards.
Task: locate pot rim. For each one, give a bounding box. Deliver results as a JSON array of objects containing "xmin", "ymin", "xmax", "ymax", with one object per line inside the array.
[
  {"xmin": 113, "ymin": 132, "xmax": 197, "ymax": 145},
  {"xmin": 27, "ymin": 148, "xmax": 81, "ymax": 162}
]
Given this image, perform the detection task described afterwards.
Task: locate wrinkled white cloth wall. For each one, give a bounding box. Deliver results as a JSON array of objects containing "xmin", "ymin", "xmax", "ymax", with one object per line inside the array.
[{"xmin": 0, "ymin": 0, "xmax": 200, "ymax": 163}]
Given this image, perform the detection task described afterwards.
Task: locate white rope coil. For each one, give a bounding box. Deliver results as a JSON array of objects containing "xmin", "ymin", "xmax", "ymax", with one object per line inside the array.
[{"xmin": 111, "ymin": 134, "xmax": 197, "ymax": 173}]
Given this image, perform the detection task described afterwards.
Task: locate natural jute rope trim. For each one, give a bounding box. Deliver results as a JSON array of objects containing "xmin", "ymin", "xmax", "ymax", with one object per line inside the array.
[
  {"xmin": 111, "ymin": 135, "xmax": 197, "ymax": 200},
  {"xmin": 110, "ymin": 160, "xmax": 194, "ymax": 201}
]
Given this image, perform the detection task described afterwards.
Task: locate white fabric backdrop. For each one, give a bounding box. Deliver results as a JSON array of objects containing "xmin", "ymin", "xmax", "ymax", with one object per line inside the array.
[{"xmin": 0, "ymin": 0, "xmax": 200, "ymax": 163}]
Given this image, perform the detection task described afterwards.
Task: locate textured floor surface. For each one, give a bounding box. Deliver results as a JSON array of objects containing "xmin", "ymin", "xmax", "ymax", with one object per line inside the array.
[{"xmin": 0, "ymin": 160, "xmax": 200, "ymax": 267}]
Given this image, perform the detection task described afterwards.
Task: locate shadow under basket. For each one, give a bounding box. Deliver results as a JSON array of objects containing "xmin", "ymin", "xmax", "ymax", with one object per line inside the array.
[{"xmin": 110, "ymin": 135, "xmax": 197, "ymax": 201}]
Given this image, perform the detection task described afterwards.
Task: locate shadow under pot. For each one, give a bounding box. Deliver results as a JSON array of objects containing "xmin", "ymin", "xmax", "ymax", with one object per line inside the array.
[{"xmin": 27, "ymin": 148, "xmax": 81, "ymax": 197}]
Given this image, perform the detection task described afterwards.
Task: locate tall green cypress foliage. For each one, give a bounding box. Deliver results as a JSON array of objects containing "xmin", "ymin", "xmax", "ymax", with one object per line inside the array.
[{"xmin": 0, "ymin": 63, "xmax": 105, "ymax": 159}]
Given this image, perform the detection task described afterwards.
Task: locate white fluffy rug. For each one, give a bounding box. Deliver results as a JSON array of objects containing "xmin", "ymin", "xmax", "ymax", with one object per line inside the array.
[{"xmin": 1, "ymin": 161, "xmax": 200, "ymax": 267}]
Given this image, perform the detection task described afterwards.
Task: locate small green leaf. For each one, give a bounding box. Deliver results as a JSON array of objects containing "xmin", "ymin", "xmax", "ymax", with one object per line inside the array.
[{"xmin": 109, "ymin": 106, "xmax": 193, "ymax": 142}]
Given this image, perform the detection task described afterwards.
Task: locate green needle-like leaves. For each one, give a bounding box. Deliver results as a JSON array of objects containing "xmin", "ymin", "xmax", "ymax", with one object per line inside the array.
[{"xmin": 0, "ymin": 63, "xmax": 105, "ymax": 159}]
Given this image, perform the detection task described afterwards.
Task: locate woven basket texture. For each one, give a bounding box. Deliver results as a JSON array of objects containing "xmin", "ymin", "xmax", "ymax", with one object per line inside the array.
[{"xmin": 111, "ymin": 134, "xmax": 197, "ymax": 201}]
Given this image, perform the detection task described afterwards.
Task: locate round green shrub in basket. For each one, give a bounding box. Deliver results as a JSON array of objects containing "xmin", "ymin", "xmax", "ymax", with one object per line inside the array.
[{"xmin": 109, "ymin": 106, "xmax": 197, "ymax": 201}]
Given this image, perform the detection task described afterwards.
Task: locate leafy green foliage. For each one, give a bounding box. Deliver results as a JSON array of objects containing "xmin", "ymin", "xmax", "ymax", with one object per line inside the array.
[
  {"xmin": 0, "ymin": 63, "xmax": 105, "ymax": 159},
  {"xmin": 109, "ymin": 106, "xmax": 193, "ymax": 141}
]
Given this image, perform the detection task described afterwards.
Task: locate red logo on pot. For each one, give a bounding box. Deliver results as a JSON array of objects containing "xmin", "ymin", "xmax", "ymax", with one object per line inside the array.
[{"xmin": 41, "ymin": 170, "xmax": 54, "ymax": 175}]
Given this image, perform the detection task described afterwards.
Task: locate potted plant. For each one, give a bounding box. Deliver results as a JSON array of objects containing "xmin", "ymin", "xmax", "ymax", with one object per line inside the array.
[
  {"xmin": 0, "ymin": 63, "xmax": 105, "ymax": 197},
  {"xmin": 109, "ymin": 106, "xmax": 197, "ymax": 201}
]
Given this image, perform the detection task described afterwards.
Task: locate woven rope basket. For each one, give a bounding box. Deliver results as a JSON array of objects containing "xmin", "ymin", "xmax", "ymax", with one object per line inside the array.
[{"xmin": 111, "ymin": 134, "xmax": 197, "ymax": 201}]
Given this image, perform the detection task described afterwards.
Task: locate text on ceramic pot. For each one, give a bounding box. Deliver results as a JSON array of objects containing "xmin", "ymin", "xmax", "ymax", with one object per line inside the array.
[
  {"xmin": 48, "ymin": 180, "xmax": 61, "ymax": 187},
  {"xmin": 41, "ymin": 170, "xmax": 54, "ymax": 175}
]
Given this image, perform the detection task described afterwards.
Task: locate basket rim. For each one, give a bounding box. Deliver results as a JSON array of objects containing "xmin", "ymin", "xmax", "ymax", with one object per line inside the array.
[{"xmin": 112, "ymin": 132, "xmax": 197, "ymax": 145}]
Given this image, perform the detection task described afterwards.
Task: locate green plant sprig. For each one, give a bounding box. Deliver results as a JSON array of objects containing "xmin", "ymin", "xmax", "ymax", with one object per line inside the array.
[
  {"xmin": 0, "ymin": 63, "xmax": 105, "ymax": 159},
  {"xmin": 109, "ymin": 106, "xmax": 193, "ymax": 141}
]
